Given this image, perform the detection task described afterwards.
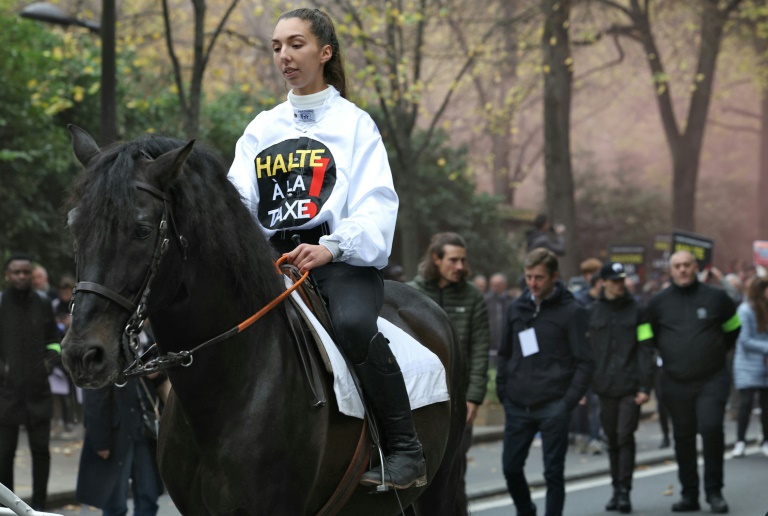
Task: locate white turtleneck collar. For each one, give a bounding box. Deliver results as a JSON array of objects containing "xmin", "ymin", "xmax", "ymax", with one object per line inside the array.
[{"xmin": 288, "ymin": 86, "xmax": 332, "ymax": 110}]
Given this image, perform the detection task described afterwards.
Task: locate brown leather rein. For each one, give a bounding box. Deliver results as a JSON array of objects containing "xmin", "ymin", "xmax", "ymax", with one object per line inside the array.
[{"xmin": 123, "ymin": 254, "xmax": 308, "ymax": 377}]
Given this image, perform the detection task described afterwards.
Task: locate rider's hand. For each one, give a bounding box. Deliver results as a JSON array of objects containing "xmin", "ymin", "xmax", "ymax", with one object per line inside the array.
[
  {"xmin": 97, "ymin": 450, "xmax": 110, "ymax": 460},
  {"xmin": 286, "ymin": 244, "xmax": 333, "ymax": 273}
]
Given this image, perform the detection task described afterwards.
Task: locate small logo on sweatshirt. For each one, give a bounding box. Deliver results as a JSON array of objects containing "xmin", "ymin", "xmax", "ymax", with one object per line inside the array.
[
  {"xmin": 297, "ymin": 109, "xmax": 315, "ymax": 122},
  {"xmin": 697, "ymin": 307, "xmax": 707, "ymax": 319}
]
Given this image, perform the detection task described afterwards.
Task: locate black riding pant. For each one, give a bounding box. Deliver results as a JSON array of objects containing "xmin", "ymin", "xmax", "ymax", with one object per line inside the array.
[
  {"xmin": 311, "ymin": 262, "xmax": 384, "ymax": 365},
  {"xmin": 661, "ymin": 366, "xmax": 730, "ymax": 499}
]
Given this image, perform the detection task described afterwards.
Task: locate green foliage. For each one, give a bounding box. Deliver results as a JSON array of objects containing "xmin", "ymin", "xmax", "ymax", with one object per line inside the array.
[
  {"xmin": 0, "ymin": 10, "xmax": 81, "ymax": 277},
  {"xmin": 574, "ymin": 161, "xmax": 671, "ymax": 261}
]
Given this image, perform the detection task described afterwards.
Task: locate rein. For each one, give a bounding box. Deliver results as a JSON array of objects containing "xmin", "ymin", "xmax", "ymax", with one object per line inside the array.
[
  {"xmin": 122, "ymin": 255, "xmax": 309, "ymax": 378},
  {"xmin": 71, "ymin": 178, "xmax": 309, "ymax": 380}
]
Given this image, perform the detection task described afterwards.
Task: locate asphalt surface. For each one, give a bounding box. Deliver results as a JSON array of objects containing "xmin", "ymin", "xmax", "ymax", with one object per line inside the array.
[{"xmin": 6, "ymin": 398, "xmax": 766, "ymax": 514}]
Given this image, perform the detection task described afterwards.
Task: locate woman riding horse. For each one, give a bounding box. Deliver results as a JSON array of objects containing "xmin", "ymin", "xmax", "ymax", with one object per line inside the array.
[{"xmin": 228, "ymin": 8, "xmax": 424, "ymax": 490}]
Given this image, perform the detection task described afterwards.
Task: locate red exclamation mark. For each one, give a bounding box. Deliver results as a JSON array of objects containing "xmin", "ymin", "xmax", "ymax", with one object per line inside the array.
[{"xmin": 306, "ymin": 157, "xmax": 330, "ymax": 218}]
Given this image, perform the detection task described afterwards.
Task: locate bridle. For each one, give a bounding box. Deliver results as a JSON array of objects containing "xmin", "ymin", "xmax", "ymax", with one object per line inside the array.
[
  {"xmin": 71, "ymin": 179, "xmax": 188, "ymax": 384},
  {"xmin": 71, "ymin": 178, "xmax": 308, "ymax": 382}
]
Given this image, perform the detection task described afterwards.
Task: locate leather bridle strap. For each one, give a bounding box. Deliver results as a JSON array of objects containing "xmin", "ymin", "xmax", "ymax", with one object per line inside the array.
[{"xmin": 74, "ymin": 281, "xmax": 137, "ymax": 313}]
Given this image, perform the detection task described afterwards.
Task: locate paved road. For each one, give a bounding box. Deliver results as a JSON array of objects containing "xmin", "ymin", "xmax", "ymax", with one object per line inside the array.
[
  {"xmin": 8, "ymin": 401, "xmax": 764, "ymax": 514},
  {"xmin": 469, "ymin": 445, "xmax": 768, "ymax": 515}
]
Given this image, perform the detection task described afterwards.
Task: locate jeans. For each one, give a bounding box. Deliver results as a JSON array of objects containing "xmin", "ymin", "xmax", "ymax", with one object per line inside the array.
[
  {"xmin": 102, "ymin": 437, "xmax": 161, "ymax": 516},
  {"xmin": 598, "ymin": 394, "xmax": 640, "ymax": 490},
  {"xmin": 502, "ymin": 398, "xmax": 571, "ymax": 516},
  {"xmin": 661, "ymin": 367, "xmax": 730, "ymax": 498},
  {"xmin": 0, "ymin": 418, "xmax": 51, "ymax": 509}
]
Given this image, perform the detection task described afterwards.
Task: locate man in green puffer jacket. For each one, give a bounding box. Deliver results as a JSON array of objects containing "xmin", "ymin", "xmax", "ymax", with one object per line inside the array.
[{"xmin": 407, "ymin": 232, "xmax": 490, "ymax": 512}]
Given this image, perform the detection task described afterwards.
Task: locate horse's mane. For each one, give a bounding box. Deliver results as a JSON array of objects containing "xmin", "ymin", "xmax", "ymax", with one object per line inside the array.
[{"xmin": 65, "ymin": 134, "xmax": 283, "ymax": 311}]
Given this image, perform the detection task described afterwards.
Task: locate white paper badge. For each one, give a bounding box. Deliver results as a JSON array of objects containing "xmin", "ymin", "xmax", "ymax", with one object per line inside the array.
[{"xmin": 519, "ymin": 328, "xmax": 540, "ymax": 357}]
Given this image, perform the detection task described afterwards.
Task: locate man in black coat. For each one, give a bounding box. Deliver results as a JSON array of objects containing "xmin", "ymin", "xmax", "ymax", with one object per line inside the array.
[
  {"xmin": 0, "ymin": 253, "xmax": 60, "ymax": 510},
  {"xmin": 642, "ymin": 251, "xmax": 740, "ymax": 514},
  {"xmin": 497, "ymin": 248, "xmax": 593, "ymax": 516},
  {"xmin": 589, "ymin": 262, "xmax": 654, "ymax": 513}
]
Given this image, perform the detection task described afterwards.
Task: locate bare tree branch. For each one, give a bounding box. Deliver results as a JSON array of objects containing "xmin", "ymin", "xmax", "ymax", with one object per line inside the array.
[
  {"xmin": 591, "ymin": 0, "xmax": 633, "ymax": 18},
  {"xmin": 574, "ymin": 32, "xmax": 626, "ymax": 82},
  {"xmin": 201, "ymin": 0, "xmax": 240, "ymax": 71},
  {"xmin": 161, "ymin": 0, "xmax": 187, "ymax": 112},
  {"xmin": 708, "ymin": 118, "xmax": 759, "ymax": 134},
  {"xmin": 722, "ymin": 106, "xmax": 760, "ymax": 119}
]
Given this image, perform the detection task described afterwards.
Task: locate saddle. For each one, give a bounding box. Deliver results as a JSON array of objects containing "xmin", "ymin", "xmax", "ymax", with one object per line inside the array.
[{"xmin": 279, "ymin": 263, "xmax": 334, "ymax": 407}]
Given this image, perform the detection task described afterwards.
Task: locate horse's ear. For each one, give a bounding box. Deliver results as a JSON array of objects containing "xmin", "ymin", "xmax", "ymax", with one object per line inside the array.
[
  {"xmin": 146, "ymin": 139, "xmax": 196, "ymax": 191},
  {"xmin": 68, "ymin": 124, "xmax": 101, "ymax": 167}
]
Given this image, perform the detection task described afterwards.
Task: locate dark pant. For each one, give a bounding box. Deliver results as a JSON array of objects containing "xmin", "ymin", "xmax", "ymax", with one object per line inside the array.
[
  {"xmin": 736, "ymin": 387, "xmax": 768, "ymax": 442},
  {"xmin": 311, "ymin": 262, "xmax": 384, "ymax": 365},
  {"xmin": 0, "ymin": 418, "xmax": 51, "ymax": 509},
  {"xmin": 502, "ymin": 398, "xmax": 571, "ymax": 516},
  {"xmin": 102, "ymin": 436, "xmax": 161, "ymax": 516},
  {"xmin": 598, "ymin": 394, "xmax": 640, "ymax": 490},
  {"xmin": 655, "ymin": 368, "xmax": 671, "ymax": 438},
  {"xmin": 661, "ymin": 367, "xmax": 730, "ymax": 499}
]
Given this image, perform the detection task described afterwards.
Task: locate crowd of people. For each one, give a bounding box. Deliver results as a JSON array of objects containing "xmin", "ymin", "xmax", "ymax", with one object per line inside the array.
[
  {"xmin": 1, "ymin": 254, "xmax": 166, "ymax": 515},
  {"xmin": 415, "ymin": 222, "xmax": 767, "ymax": 515}
]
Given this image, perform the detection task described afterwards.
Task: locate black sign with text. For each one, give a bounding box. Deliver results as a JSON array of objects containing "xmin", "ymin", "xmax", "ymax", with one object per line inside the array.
[{"xmin": 672, "ymin": 230, "xmax": 714, "ymax": 270}]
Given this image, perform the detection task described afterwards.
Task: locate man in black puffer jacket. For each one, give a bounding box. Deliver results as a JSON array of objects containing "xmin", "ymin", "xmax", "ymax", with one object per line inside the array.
[
  {"xmin": 642, "ymin": 251, "xmax": 740, "ymax": 514},
  {"xmin": 589, "ymin": 262, "xmax": 654, "ymax": 514},
  {"xmin": 497, "ymin": 248, "xmax": 593, "ymax": 516}
]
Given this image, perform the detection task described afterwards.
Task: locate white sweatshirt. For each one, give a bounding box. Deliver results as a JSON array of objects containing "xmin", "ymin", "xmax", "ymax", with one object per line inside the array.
[{"xmin": 227, "ymin": 86, "xmax": 399, "ymax": 269}]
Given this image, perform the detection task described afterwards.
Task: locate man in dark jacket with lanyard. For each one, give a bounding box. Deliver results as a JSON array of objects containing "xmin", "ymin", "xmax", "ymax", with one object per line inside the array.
[
  {"xmin": 641, "ymin": 251, "xmax": 740, "ymax": 514},
  {"xmin": 589, "ymin": 262, "xmax": 654, "ymax": 513},
  {"xmin": 0, "ymin": 253, "xmax": 60, "ymax": 510},
  {"xmin": 497, "ymin": 248, "xmax": 593, "ymax": 516},
  {"xmin": 408, "ymin": 231, "xmax": 490, "ymax": 511}
]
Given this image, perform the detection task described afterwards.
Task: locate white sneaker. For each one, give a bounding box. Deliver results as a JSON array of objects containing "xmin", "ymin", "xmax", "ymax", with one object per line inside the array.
[
  {"xmin": 761, "ymin": 441, "xmax": 768, "ymax": 458},
  {"xmin": 732, "ymin": 441, "xmax": 746, "ymax": 457}
]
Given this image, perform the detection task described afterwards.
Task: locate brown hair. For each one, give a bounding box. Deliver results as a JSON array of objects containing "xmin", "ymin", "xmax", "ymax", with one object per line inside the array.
[
  {"xmin": 278, "ymin": 8, "xmax": 348, "ymax": 99},
  {"xmin": 747, "ymin": 277, "xmax": 768, "ymax": 333},
  {"xmin": 524, "ymin": 248, "xmax": 559, "ymax": 276},
  {"xmin": 420, "ymin": 232, "xmax": 469, "ymax": 283},
  {"xmin": 580, "ymin": 258, "xmax": 602, "ymax": 276}
]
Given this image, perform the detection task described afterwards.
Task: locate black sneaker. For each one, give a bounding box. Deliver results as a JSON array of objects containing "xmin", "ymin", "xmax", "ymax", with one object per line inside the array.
[
  {"xmin": 706, "ymin": 492, "xmax": 729, "ymax": 514},
  {"xmin": 671, "ymin": 497, "xmax": 700, "ymax": 512}
]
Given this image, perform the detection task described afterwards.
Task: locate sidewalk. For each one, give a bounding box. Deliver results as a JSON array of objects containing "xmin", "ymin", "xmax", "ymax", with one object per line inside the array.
[{"xmin": 9, "ymin": 402, "xmax": 763, "ymax": 508}]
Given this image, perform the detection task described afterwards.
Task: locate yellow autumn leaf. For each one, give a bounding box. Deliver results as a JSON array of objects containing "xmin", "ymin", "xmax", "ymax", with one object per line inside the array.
[
  {"xmin": 437, "ymin": 158, "xmax": 446, "ymax": 167},
  {"xmin": 73, "ymin": 86, "xmax": 85, "ymax": 102}
]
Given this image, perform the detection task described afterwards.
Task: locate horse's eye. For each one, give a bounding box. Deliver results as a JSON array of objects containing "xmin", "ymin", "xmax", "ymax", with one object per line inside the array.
[{"xmin": 135, "ymin": 225, "xmax": 153, "ymax": 240}]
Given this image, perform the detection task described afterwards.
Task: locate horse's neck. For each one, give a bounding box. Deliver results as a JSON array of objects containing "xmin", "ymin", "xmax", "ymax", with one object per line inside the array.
[{"xmin": 152, "ymin": 261, "xmax": 299, "ymax": 431}]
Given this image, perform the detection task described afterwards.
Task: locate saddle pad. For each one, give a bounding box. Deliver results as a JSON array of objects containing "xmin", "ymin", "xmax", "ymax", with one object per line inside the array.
[{"xmin": 285, "ymin": 277, "xmax": 451, "ymax": 419}]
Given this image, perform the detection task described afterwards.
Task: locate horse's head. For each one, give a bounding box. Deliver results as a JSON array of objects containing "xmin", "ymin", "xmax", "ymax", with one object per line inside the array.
[{"xmin": 62, "ymin": 125, "xmax": 194, "ymax": 388}]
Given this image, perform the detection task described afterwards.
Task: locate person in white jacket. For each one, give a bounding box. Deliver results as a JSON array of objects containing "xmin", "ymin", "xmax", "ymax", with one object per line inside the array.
[{"xmin": 227, "ymin": 8, "xmax": 425, "ymax": 490}]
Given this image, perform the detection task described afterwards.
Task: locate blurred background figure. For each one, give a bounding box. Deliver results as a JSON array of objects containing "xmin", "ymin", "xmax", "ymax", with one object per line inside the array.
[
  {"xmin": 0, "ymin": 253, "xmax": 60, "ymax": 511},
  {"xmin": 472, "ymin": 274, "xmax": 488, "ymax": 294},
  {"xmin": 485, "ymin": 273, "xmax": 513, "ymax": 369},
  {"xmin": 31, "ymin": 264, "xmax": 57, "ymax": 301},
  {"xmin": 525, "ymin": 213, "xmax": 566, "ymax": 256},
  {"xmin": 731, "ymin": 277, "xmax": 768, "ymax": 458}
]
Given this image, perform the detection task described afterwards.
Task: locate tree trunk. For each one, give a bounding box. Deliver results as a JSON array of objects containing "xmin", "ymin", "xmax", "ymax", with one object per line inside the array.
[
  {"xmin": 542, "ymin": 0, "xmax": 577, "ymax": 277},
  {"xmin": 396, "ymin": 143, "xmax": 421, "ymax": 278},
  {"xmin": 760, "ymin": 93, "xmax": 768, "ymax": 238}
]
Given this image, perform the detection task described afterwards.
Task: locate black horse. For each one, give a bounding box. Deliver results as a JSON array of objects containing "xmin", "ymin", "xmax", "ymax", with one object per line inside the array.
[{"xmin": 61, "ymin": 125, "xmax": 467, "ymax": 515}]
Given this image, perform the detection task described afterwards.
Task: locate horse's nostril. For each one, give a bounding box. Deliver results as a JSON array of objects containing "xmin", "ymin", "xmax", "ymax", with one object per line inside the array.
[{"xmin": 82, "ymin": 347, "xmax": 104, "ymax": 368}]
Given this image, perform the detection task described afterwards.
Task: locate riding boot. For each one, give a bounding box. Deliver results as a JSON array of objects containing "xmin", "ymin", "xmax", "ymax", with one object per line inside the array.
[
  {"xmin": 354, "ymin": 332, "xmax": 427, "ymax": 490},
  {"xmin": 616, "ymin": 486, "xmax": 632, "ymax": 513}
]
